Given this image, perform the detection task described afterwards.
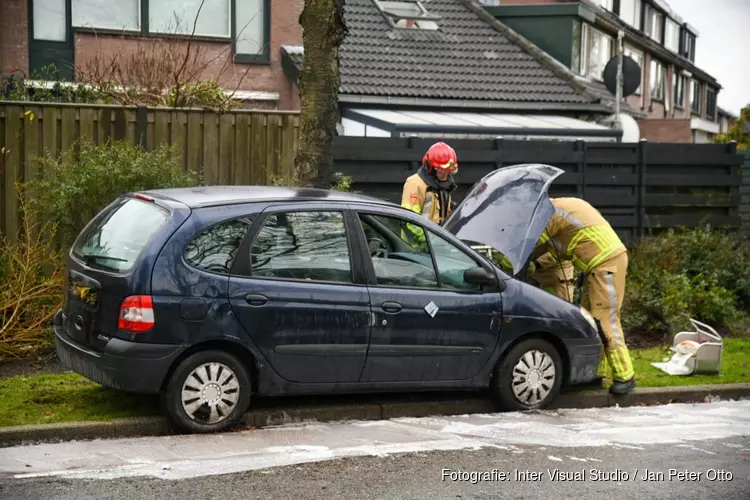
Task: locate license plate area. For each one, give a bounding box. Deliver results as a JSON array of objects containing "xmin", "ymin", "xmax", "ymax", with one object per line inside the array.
[{"xmin": 63, "ymin": 270, "xmax": 102, "ymax": 346}]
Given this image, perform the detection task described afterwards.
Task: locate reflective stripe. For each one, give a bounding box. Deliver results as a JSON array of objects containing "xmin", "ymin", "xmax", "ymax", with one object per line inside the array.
[
  {"xmin": 567, "ymin": 224, "xmax": 625, "ymax": 273},
  {"xmin": 555, "ymin": 207, "xmax": 585, "ymax": 229},
  {"xmin": 539, "ymin": 231, "xmax": 551, "ymax": 244},
  {"xmin": 604, "ymin": 273, "xmax": 623, "ymax": 344}
]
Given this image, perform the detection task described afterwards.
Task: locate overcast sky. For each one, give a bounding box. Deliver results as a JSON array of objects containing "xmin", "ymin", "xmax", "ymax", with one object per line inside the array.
[{"xmin": 668, "ymin": 0, "xmax": 748, "ymax": 116}]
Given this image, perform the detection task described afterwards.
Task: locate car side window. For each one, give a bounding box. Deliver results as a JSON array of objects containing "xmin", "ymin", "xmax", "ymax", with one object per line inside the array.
[
  {"xmin": 426, "ymin": 230, "xmax": 483, "ymax": 291},
  {"xmin": 358, "ymin": 213, "xmax": 440, "ymax": 289},
  {"xmin": 250, "ymin": 211, "xmax": 352, "ymax": 283},
  {"xmin": 184, "ymin": 216, "xmax": 256, "ymax": 274}
]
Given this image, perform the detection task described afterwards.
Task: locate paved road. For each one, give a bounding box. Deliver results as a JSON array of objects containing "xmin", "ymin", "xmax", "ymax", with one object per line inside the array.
[{"xmin": 1, "ymin": 401, "xmax": 749, "ymax": 499}]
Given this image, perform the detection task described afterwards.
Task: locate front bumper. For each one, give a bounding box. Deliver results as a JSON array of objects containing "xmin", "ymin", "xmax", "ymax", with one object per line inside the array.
[
  {"xmin": 53, "ymin": 310, "xmax": 185, "ymax": 394},
  {"xmin": 563, "ymin": 338, "xmax": 603, "ymax": 385}
]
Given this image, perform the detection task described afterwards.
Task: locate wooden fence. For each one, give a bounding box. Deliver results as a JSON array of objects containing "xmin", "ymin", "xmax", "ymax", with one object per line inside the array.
[
  {"xmin": 742, "ymin": 150, "xmax": 750, "ymax": 237},
  {"xmin": 0, "ymin": 102, "xmax": 299, "ymax": 243},
  {"xmin": 332, "ymin": 137, "xmax": 745, "ymax": 244}
]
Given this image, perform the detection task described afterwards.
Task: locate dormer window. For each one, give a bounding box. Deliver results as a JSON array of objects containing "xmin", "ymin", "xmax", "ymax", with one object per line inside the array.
[{"xmin": 373, "ymin": 0, "xmax": 441, "ymax": 30}]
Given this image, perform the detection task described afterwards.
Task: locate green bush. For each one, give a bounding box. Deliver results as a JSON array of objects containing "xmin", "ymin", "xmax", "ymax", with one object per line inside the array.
[
  {"xmin": 25, "ymin": 140, "xmax": 199, "ymax": 249},
  {"xmin": 623, "ymin": 226, "xmax": 750, "ymax": 337}
]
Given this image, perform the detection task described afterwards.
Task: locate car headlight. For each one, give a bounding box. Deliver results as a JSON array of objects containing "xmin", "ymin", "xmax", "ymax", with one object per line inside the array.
[{"xmin": 579, "ymin": 306, "xmax": 598, "ymax": 332}]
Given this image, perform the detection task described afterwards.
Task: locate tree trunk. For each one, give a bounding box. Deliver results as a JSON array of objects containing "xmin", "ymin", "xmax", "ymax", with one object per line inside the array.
[{"xmin": 294, "ymin": 0, "xmax": 347, "ymax": 188}]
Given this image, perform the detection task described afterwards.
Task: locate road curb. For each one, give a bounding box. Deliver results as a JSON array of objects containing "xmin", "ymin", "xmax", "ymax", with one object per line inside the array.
[{"xmin": 2, "ymin": 383, "xmax": 749, "ymax": 448}]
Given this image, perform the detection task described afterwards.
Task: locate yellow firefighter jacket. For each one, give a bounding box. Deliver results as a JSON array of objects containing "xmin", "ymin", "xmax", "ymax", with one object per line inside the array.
[
  {"xmin": 400, "ymin": 171, "xmax": 455, "ymax": 244},
  {"xmin": 532, "ymin": 197, "xmax": 626, "ymax": 274}
]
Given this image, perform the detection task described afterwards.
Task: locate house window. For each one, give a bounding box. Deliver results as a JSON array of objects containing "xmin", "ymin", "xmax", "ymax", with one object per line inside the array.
[
  {"xmin": 623, "ymin": 45, "xmax": 644, "ymax": 94},
  {"xmin": 706, "ymin": 87, "xmax": 717, "ymax": 121},
  {"xmin": 644, "ymin": 4, "xmax": 663, "ymax": 42},
  {"xmin": 150, "ymin": 0, "xmax": 230, "ymax": 37},
  {"xmin": 596, "ymin": 0, "xmax": 614, "ymax": 10},
  {"xmin": 72, "ymin": 0, "xmax": 140, "ymax": 31},
  {"xmin": 618, "ymin": 0, "xmax": 642, "ymax": 29},
  {"xmin": 664, "ymin": 18, "xmax": 680, "ymax": 52},
  {"xmin": 673, "ymin": 74, "xmax": 686, "ymax": 108},
  {"xmin": 680, "ymin": 28, "xmax": 696, "ymax": 61},
  {"xmin": 33, "ymin": 0, "xmax": 68, "ymax": 41},
  {"xmin": 650, "ymin": 59, "xmax": 665, "ymax": 101},
  {"xmin": 580, "ymin": 24, "xmax": 613, "ymax": 81},
  {"xmin": 64, "ymin": 1, "xmax": 269, "ymax": 62},
  {"xmin": 373, "ymin": 0, "xmax": 442, "ymax": 30},
  {"xmin": 690, "ymin": 79, "xmax": 701, "ymax": 114}
]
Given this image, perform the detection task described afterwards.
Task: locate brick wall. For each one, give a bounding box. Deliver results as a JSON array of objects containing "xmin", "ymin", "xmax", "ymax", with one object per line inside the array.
[
  {"xmin": 1, "ymin": 0, "xmax": 29, "ymax": 79},
  {"xmin": 1, "ymin": 0, "xmax": 302, "ymax": 109},
  {"xmin": 637, "ymin": 118, "xmax": 692, "ymax": 143},
  {"xmin": 74, "ymin": 0, "xmax": 303, "ymax": 109}
]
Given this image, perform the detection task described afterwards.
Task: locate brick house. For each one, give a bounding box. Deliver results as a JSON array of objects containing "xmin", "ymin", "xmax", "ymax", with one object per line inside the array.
[
  {"xmin": 280, "ymin": 0, "xmax": 641, "ymax": 141},
  {"xmin": 482, "ymin": 0, "xmax": 724, "ymax": 143},
  {"xmin": 0, "ymin": 0, "xmax": 303, "ymax": 110}
]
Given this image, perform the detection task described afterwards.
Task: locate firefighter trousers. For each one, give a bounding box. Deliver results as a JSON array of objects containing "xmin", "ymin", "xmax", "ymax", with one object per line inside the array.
[{"xmin": 580, "ymin": 252, "xmax": 635, "ymax": 382}]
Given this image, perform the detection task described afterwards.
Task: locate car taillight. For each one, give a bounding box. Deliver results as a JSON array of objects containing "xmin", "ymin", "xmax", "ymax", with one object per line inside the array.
[{"xmin": 118, "ymin": 295, "xmax": 154, "ymax": 333}]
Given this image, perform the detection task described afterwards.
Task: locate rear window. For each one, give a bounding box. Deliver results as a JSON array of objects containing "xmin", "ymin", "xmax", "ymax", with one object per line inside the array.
[{"xmin": 72, "ymin": 197, "xmax": 170, "ymax": 273}]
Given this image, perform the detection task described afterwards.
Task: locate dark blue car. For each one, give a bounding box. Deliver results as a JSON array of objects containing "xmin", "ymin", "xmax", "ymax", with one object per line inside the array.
[{"xmin": 54, "ymin": 164, "xmax": 602, "ymax": 433}]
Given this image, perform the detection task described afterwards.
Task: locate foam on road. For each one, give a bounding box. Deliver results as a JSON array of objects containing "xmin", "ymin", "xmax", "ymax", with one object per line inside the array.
[{"xmin": 1, "ymin": 400, "xmax": 749, "ymax": 481}]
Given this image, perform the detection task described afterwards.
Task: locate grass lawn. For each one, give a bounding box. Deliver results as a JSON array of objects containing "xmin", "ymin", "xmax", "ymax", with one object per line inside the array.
[
  {"xmin": 622, "ymin": 338, "xmax": 750, "ymax": 388},
  {"xmin": 0, "ymin": 372, "xmax": 160, "ymax": 427},
  {"xmin": 1, "ymin": 339, "xmax": 749, "ymax": 428}
]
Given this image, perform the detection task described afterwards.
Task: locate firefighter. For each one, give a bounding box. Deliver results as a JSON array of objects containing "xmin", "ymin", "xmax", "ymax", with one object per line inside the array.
[
  {"xmin": 530, "ymin": 252, "xmax": 577, "ymax": 303},
  {"xmin": 400, "ymin": 142, "xmax": 458, "ymax": 246},
  {"xmin": 530, "ymin": 197, "xmax": 635, "ymax": 395}
]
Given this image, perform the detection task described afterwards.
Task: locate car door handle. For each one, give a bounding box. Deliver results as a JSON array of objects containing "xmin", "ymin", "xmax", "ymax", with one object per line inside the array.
[
  {"xmin": 245, "ymin": 294, "xmax": 268, "ymax": 306},
  {"xmin": 381, "ymin": 301, "xmax": 402, "ymax": 313}
]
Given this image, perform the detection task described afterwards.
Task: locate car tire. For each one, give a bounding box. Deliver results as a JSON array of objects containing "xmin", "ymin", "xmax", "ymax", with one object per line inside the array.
[
  {"xmin": 163, "ymin": 350, "xmax": 252, "ymax": 433},
  {"xmin": 492, "ymin": 337, "xmax": 563, "ymax": 411}
]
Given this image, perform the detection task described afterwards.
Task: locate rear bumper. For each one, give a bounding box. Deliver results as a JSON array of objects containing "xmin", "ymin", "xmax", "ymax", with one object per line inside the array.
[
  {"xmin": 563, "ymin": 338, "xmax": 603, "ymax": 385},
  {"xmin": 53, "ymin": 310, "xmax": 185, "ymax": 394}
]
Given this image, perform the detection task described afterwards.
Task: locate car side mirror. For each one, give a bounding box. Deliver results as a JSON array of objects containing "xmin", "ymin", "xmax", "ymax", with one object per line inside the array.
[{"xmin": 464, "ymin": 266, "xmax": 499, "ymax": 287}]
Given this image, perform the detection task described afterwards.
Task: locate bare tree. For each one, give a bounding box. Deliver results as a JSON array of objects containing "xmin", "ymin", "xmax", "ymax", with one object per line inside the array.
[
  {"xmin": 294, "ymin": 0, "xmax": 348, "ymax": 188},
  {"xmin": 76, "ymin": 0, "xmax": 266, "ymax": 111}
]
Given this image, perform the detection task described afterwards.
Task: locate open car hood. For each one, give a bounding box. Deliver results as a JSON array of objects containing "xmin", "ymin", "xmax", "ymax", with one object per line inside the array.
[{"xmin": 443, "ymin": 164, "xmax": 564, "ymax": 275}]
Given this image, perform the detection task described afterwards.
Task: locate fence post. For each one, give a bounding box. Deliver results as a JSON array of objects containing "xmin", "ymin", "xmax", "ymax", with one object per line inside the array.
[
  {"xmin": 637, "ymin": 138, "xmax": 648, "ymax": 238},
  {"xmin": 576, "ymin": 139, "xmax": 586, "ymax": 199},
  {"xmin": 136, "ymin": 104, "xmax": 148, "ymax": 150}
]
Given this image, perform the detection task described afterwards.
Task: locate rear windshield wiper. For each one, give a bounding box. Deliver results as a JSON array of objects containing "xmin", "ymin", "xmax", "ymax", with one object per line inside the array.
[{"xmin": 79, "ymin": 254, "xmax": 128, "ymax": 270}]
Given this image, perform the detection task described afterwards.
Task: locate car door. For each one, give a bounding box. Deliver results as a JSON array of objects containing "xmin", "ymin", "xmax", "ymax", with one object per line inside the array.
[
  {"xmin": 353, "ymin": 207, "xmax": 503, "ymax": 383},
  {"xmin": 227, "ymin": 203, "xmax": 371, "ymax": 384}
]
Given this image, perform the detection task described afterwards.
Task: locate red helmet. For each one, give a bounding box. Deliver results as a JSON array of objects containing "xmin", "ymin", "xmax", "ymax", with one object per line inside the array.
[{"xmin": 422, "ymin": 142, "xmax": 458, "ymax": 174}]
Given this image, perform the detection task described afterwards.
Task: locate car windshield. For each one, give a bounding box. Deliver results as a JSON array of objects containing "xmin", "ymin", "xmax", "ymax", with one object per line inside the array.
[{"xmin": 72, "ymin": 197, "xmax": 170, "ymax": 273}]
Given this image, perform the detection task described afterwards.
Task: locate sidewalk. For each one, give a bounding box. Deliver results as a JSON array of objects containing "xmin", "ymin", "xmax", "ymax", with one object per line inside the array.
[{"xmin": 2, "ymin": 382, "xmax": 749, "ymax": 448}]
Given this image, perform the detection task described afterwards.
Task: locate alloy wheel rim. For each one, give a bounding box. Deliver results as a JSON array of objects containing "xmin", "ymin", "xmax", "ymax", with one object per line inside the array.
[
  {"xmin": 181, "ymin": 362, "xmax": 240, "ymax": 424},
  {"xmin": 511, "ymin": 349, "xmax": 556, "ymax": 405}
]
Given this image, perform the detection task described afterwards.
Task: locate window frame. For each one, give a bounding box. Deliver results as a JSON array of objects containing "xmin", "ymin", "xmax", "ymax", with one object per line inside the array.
[
  {"xmin": 181, "ymin": 214, "xmax": 257, "ymax": 276},
  {"xmin": 60, "ymin": 0, "xmax": 271, "ymax": 64},
  {"xmin": 580, "ymin": 23, "xmax": 614, "ymax": 82},
  {"xmin": 664, "ymin": 18, "xmax": 680, "ymax": 53},
  {"xmin": 673, "ymin": 73, "xmax": 686, "ymax": 109},
  {"xmin": 706, "ymin": 87, "xmax": 717, "ymax": 122},
  {"xmin": 352, "ymin": 208, "xmax": 493, "ymax": 294},
  {"xmin": 649, "ymin": 58, "xmax": 666, "ymax": 101},
  {"xmin": 373, "ymin": 0, "xmax": 442, "ymax": 30},
  {"xmin": 623, "ymin": 44, "xmax": 644, "ymax": 95},
  {"xmin": 617, "ymin": 0, "xmax": 642, "ymax": 30},
  {"xmin": 235, "ymin": 206, "xmax": 362, "ymax": 287},
  {"xmin": 643, "ymin": 4, "xmax": 664, "ymax": 43},
  {"xmin": 690, "ymin": 79, "xmax": 702, "ymax": 115}
]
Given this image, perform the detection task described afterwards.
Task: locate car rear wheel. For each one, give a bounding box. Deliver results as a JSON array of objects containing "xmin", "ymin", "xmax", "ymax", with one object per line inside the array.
[
  {"xmin": 164, "ymin": 350, "xmax": 251, "ymax": 433},
  {"xmin": 493, "ymin": 338, "xmax": 563, "ymax": 411}
]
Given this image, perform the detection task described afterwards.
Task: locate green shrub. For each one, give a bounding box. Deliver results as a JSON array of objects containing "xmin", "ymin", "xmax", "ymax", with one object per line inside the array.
[
  {"xmin": 623, "ymin": 226, "xmax": 750, "ymax": 337},
  {"xmin": 25, "ymin": 140, "xmax": 199, "ymax": 249}
]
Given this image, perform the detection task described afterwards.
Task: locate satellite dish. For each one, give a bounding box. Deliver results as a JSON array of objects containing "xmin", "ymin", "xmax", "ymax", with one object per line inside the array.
[{"xmin": 602, "ymin": 55, "xmax": 641, "ymax": 98}]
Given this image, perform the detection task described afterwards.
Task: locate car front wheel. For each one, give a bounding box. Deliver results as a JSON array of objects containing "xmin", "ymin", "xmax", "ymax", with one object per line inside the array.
[
  {"xmin": 493, "ymin": 337, "xmax": 563, "ymax": 411},
  {"xmin": 163, "ymin": 350, "xmax": 252, "ymax": 433}
]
